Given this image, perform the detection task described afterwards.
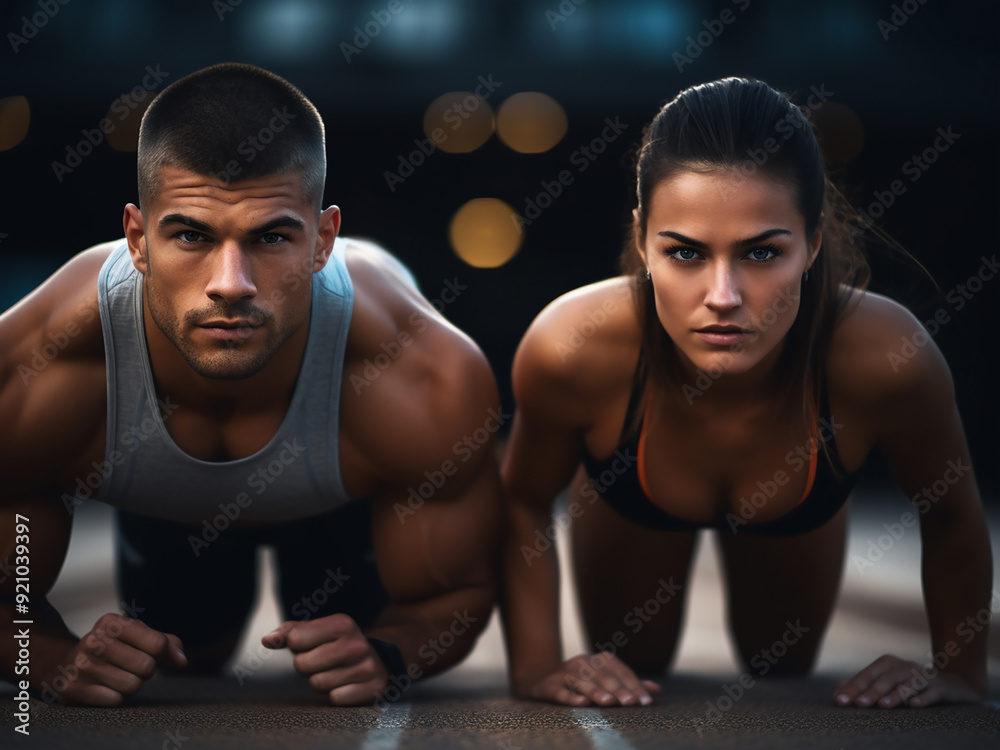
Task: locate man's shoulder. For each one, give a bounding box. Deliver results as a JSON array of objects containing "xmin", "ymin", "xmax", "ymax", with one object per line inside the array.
[
  {"xmin": 0, "ymin": 241, "xmax": 117, "ymax": 492},
  {"xmin": 337, "ymin": 239, "xmax": 498, "ymax": 490},
  {"xmin": 1, "ymin": 239, "xmax": 121, "ymax": 359}
]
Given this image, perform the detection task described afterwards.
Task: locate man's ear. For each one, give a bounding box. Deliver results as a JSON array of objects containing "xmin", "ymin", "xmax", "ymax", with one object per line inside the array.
[
  {"xmin": 123, "ymin": 204, "xmax": 149, "ymax": 274},
  {"xmin": 313, "ymin": 205, "xmax": 341, "ymax": 272}
]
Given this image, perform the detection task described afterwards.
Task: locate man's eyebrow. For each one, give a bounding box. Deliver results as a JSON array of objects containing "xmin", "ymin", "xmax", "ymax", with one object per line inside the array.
[
  {"xmin": 160, "ymin": 214, "xmax": 213, "ymax": 233},
  {"xmin": 157, "ymin": 214, "xmax": 306, "ymax": 235},
  {"xmin": 657, "ymin": 228, "xmax": 792, "ymax": 248},
  {"xmin": 247, "ymin": 216, "xmax": 306, "ymax": 235}
]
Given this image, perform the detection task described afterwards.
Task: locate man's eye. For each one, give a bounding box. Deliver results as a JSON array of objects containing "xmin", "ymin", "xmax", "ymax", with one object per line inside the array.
[
  {"xmin": 177, "ymin": 230, "xmax": 204, "ymax": 244},
  {"xmin": 260, "ymin": 233, "xmax": 286, "ymax": 245}
]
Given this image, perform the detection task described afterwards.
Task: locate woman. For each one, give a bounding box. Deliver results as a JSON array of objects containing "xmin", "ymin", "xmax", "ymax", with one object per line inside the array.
[{"xmin": 500, "ymin": 78, "xmax": 991, "ymax": 709}]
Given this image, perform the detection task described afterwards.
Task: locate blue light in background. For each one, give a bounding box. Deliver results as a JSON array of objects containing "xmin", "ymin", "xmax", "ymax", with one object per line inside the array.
[
  {"xmin": 819, "ymin": 3, "xmax": 873, "ymax": 49},
  {"xmin": 599, "ymin": 0, "xmax": 689, "ymax": 61},
  {"xmin": 239, "ymin": 0, "xmax": 338, "ymax": 62},
  {"xmin": 529, "ymin": 0, "xmax": 599, "ymax": 60},
  {"xmin": 377, "ymin": 0, "xmax": 464, "ymax": 62}
]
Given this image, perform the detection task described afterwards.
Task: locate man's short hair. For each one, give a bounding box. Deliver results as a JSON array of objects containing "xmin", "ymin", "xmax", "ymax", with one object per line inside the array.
[{"xmin": 137, "ymin": 62, "xmax": 326, "ymax": 212}]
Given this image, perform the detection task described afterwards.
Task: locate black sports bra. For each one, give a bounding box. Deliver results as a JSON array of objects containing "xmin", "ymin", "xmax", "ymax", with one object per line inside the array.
[{"xmin": 581, "ymin": 380, "xmax": 855, "ymax": 536}]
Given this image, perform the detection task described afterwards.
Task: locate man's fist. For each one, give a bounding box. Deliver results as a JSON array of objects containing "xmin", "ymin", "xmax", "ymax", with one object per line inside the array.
[
  {"xmin": 262, "ymin": 613, "xmax": 391, "ymax": 705},
  {"xmin": 43, "ymin": 613, "xmax": 186, "ymax": 706}
]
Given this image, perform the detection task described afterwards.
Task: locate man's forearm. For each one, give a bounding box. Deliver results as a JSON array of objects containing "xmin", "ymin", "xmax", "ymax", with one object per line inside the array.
[{"xmin": 364, "ymin": 583, "xmax": 494, "ymax": 684}]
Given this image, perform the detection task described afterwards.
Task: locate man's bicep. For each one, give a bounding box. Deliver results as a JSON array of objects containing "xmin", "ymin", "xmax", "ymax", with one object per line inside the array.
[{"xmin": 370, "ymin": 448, "xmax": 501, "ymax": 605}]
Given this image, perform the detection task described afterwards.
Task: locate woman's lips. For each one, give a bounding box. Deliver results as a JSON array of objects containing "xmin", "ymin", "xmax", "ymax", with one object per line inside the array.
[{"xmin": 694, "ymin": 327, "xmax": 753, "ymax": 346}]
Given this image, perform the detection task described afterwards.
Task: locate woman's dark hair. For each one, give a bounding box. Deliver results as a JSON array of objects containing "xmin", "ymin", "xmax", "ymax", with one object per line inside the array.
[{"xmin": 621, "ymin": 77, "xmax": 871, "ymax": 420}]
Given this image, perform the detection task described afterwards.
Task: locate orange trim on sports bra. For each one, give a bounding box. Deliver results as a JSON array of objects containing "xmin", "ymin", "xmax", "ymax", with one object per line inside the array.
[{"xmin": 637, "ymin": 395, "xmax": 654, "ymax": 501}]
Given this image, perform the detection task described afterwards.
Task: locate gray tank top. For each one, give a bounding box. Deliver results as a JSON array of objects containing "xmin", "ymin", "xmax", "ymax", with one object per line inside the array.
[{"xmin": 94, "ymin": 239, "xmax": 354, "ymax": 523}]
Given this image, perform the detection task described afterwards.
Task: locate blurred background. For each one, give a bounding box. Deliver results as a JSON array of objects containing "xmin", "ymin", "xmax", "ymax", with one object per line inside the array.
[{"xmin": 1, "ymin": 0, "xmax": 997, "ymax": 496}]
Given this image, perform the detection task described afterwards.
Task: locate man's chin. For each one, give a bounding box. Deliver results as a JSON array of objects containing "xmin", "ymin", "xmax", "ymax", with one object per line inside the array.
[{"xmin": 185, "ymin": 352, "xmax": 270, "ymax": 380}]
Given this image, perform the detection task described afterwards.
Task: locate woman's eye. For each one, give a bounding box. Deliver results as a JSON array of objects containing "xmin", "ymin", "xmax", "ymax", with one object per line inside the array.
[
  {"xmin": 669, "ymin": 247, "xmax": 700, "ymax": 262},
  {"xmin": 748, "ymin": 246, "xmax": 779, "ymax": 262}
]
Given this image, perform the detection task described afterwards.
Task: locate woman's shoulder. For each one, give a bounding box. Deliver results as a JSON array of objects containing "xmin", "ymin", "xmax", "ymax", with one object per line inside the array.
[
  {"xmin": 826, "ymin": 287, "xmax": 955, "ymax": 406},
  {"xmin": 511, "ymin": 276, "xmax": 641, "ymax": 422}
]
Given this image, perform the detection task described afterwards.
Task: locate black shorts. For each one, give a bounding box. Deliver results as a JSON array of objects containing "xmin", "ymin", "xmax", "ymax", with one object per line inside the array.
[{"xmin": 114, "ymin": 498, "xmax": 390, "ymax": 651}]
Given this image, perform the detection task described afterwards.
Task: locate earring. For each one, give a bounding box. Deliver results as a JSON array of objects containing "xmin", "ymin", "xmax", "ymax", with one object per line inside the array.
[
  {"xmin": 802, "ymin": 269, "xmax": 810, "ymax": 283},
  {"xmin": 644, "ymin": 268, "xmax": 651, "ymax": 281}
]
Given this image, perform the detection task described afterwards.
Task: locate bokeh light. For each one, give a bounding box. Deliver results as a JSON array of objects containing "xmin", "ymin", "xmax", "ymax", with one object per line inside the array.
[
  {"xmin": 448, "ymin": 198, "xmax": 523, "ymax": 268},
  {"xmin": 0, "ymin": 96, "xmax": 31, "ymax": 152},
  {"xmin": 105, "ymin": 98, "xmax": 153, "ymax": 152},
  {"xmin": 423, "ymin": 91, "xmax": 495, "ymax": 154},
  {"xmin": 496, "ymin": 92, "xmax": 568, "ymax": 154}
]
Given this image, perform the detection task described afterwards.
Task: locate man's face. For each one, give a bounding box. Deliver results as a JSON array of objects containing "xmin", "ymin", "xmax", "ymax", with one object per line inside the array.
[{"xmin": 125, "ymin": 165, "xmax": 338, "ymax": 380}]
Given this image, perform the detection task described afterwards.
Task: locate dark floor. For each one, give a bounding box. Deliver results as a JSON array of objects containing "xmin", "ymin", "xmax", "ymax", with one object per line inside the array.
[
  {"xmin": 4, "ymin": 670, "xmax": 1000, "ymax": 750},
  {"xmin": 2, "ymin": 491, "xmax": 999, "ymax": 749}
]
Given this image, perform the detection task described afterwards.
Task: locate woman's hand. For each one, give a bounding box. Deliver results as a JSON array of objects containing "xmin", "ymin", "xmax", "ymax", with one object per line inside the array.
[
  {"xmin": 516, "ymin": 652, "xmax": 661, "ymax": 707},
  {"xmin": 834, "ymin": 654, "xmax": 985, "ymax": 708}
]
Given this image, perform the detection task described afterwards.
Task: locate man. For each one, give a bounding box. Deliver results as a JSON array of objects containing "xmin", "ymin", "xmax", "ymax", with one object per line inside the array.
[{"xmin": 0, "ymin": 63, "xmax": 501, "ymax": 707}]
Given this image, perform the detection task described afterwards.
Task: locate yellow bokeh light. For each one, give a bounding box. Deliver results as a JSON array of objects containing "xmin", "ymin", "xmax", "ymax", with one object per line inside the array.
[
  {"xmin": 449, "ymin": 198, "xmax": 523, "ymax": 269},
  {"xmin": 496, "ymin": 92, "xmax": 567, "ymax": 154},
  {"xmin": 105, "ymin": 99, "xmax": 153, "ymax": 152},
  {"xmin": 423, "ymin": 91, "xmax": 495, "ymax": 154},
  {"xmin": 0, "ymin": 96, "xmax": 31, "ymax": 151}
]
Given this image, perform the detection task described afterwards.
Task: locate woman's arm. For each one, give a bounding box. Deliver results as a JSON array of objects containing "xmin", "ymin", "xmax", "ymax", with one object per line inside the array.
[
  {"xmin": 831, "ymin": 292, "xmax": 992, "ymax": 708},
  {"xmin": 500, "ymin": 283, "xmax": 659, "ymax": 706}
]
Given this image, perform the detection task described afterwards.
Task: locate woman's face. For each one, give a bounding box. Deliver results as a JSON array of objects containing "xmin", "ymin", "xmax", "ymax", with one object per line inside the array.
[{"xmin": 638, "ymin": 169, "xmax": 821, "ymax": 382}]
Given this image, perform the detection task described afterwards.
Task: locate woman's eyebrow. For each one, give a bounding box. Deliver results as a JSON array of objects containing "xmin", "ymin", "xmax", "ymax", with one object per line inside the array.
[{"xmin": 658, "ymin": 228, "xmax": 792, "ymax": 248}]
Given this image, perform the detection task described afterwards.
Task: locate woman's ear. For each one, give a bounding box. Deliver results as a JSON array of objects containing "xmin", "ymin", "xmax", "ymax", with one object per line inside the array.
[{"xmin": 633, "ymin": 208, "xmax": 647, "ymax": 266}]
